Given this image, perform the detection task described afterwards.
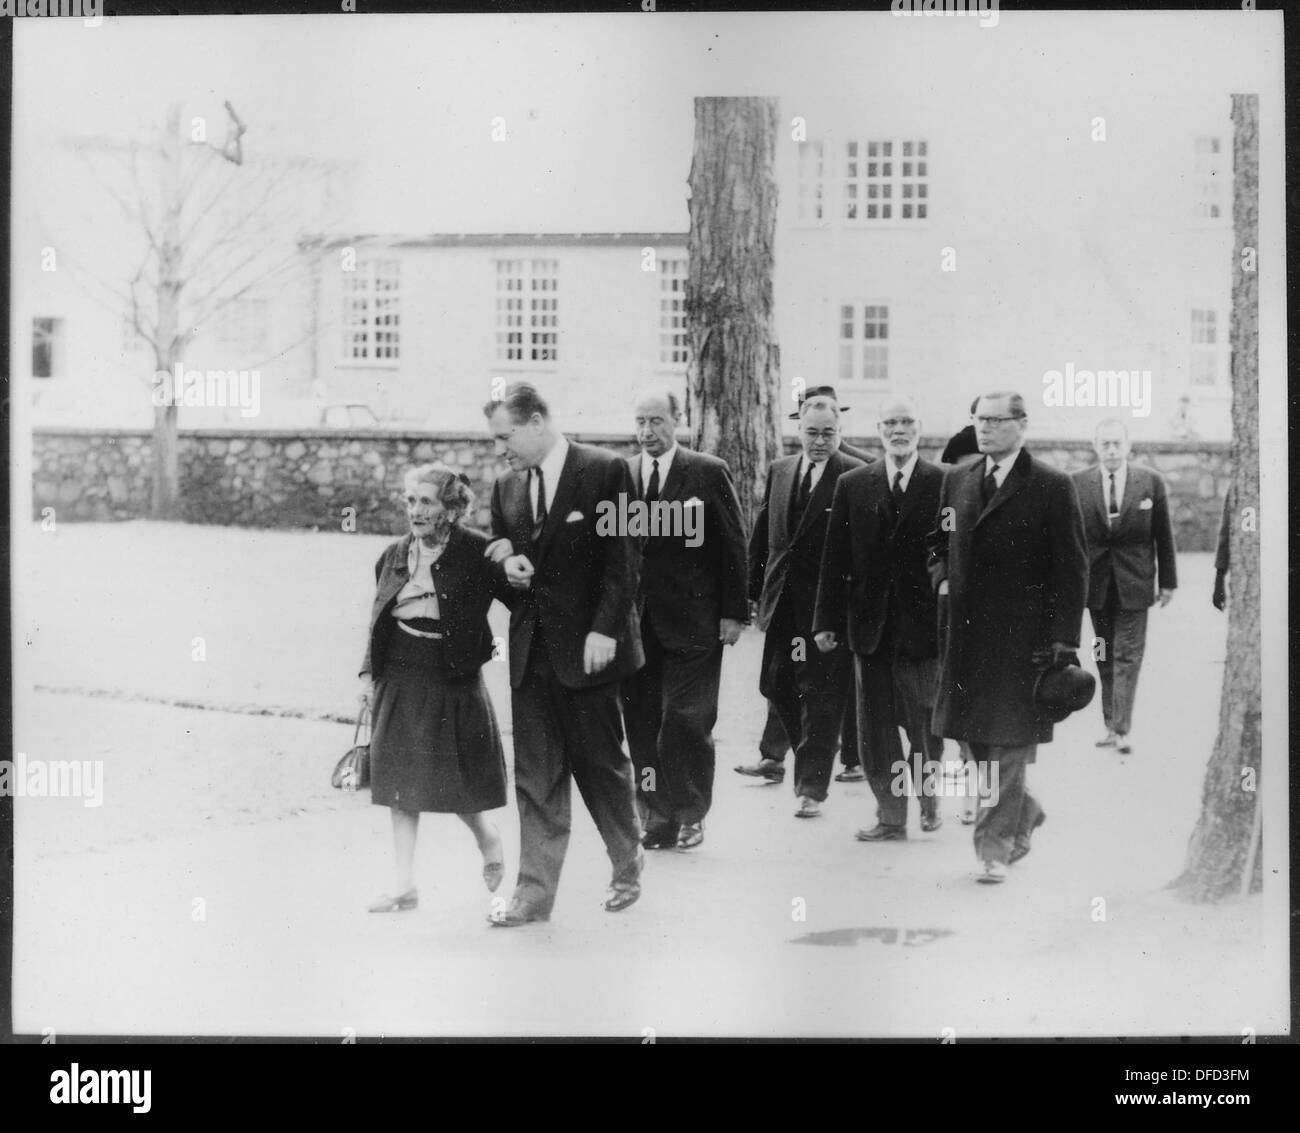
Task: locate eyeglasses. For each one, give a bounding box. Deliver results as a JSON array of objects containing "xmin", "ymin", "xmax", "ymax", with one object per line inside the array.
[
  {"xmin": 973, "ymin": 415, "xmax": 1023, "ymax": 426},
  {"xmin": 802, "ymin": 429, "xmax": 838, "ymax": 441},
  {"xmin": 880, "ymin": 418, "xmax": 916, "ymax": 428}
]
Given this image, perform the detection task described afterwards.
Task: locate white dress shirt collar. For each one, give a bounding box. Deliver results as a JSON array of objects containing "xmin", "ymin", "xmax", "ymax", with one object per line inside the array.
[
  {"xmin": 798, "ymin": 454, "xmax": 829, "ymax": 491},
  {"xmin": 532, "ymin": 434, "xmax": 569, "ymax": 513},
  {"xmin": 984, "ymin": 450, "xmax": 1018, "ymax": 490},
  {"xmin": 641, "ymin": 442, "xmax": 678, "ymax": 489},
  {"xmin": 887, "ymin": 451, "xmax": 920, "ymax": 494}
]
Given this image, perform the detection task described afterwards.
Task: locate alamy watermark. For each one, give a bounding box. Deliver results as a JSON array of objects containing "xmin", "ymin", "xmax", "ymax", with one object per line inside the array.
[
  {"xmin": 892, "ymin": 0, "xmax": 999, "ymax": 29},
  {"xmin": 0, "ymin": 753, "xmax": 103, "ymax": 807},
  {"xmin": 595, "ymin": 492, "xmax": 703, "ymax": 547},
  {"xmin": 152, "ymin": 364, "xmax": 262, "ymax": 418},
  {"xmin": 1, "ymin": 0, "xmax": 102, "ymax": 24},
  {"xmin": 891, "ymin": 754, "xmax": 1000, "ymax": 808},
  {"xmin": 1041, "ymin": 363, "xmax": 1152, "ymax": 418}
]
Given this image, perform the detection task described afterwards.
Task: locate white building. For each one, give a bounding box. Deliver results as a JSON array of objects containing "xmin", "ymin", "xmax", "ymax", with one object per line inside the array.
[{"xmin": 17, "ymin": 41, "xmax": 1240, "ymax": 442}]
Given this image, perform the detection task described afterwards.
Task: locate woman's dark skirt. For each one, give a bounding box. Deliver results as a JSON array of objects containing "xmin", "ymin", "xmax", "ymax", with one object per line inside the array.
[{"xmin": 370, "ymin": 624, "xmax": 507, "ymax": 814}]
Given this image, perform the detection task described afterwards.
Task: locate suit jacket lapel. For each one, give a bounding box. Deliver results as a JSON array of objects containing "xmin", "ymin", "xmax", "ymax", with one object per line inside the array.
[
  {"xmin": 772, "ymin": 458, "xmax": 798, "ymax": 549},
  {"xmin": 792, "ymin": 454, "xmax": 838, "ymax": 544},
  {"xmin": 659, "ymin": 448, "xmax": 689, "ymax": 502},
  {"xmin": 1116, "ymin": 462, "xmax": 1140, "ymax": 531},
  {"xmin": 895, "ymin": 460, "xmax": 924, "ymax": 528},
  {"xmin": 537, "ymin": 443, "xmax": 582, "ymax": 561}
]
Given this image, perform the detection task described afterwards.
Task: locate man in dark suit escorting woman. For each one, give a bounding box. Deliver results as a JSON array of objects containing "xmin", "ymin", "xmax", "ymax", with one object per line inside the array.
[{"xmin": 483, "ymin": 383, "xmax": 646, "ymax": 925}]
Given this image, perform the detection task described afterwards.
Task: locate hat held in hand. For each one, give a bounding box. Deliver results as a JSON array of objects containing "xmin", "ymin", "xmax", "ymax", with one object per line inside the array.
[{"xmin": 1033, "ymin": 653, "xmax": 1096, "ymax": 723}]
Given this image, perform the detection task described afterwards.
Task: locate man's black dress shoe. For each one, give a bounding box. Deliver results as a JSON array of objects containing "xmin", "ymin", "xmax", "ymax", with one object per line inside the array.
[
  {"xmin": 835, "ymin": 766, "xmax": 866, "ymax": 783},
  {"xmin": 855, "ymin": 824, "xmax": 907, "ymax": 842},
  {"xmin": 919, "ymin": 810, "xmax": 943, "ymax": 833},
  {"xmin": 676, "ymin": 823, "xmax": 703, "ymax": 850},
  {"xmin": 642, "ymin": 826, "xmax": 680, "ymax": 849},
  {"xmin": 734, "ymin": 759, "xmax": 785, "ymax": 784},
  {"xmin": 1009, "ymin": 808, "xmax": 1047, "ymax": 864},
  {"xmin": 488, "ymin": 900, "xmax": 550, "ymax": 927},
  {"xmin": 603, "ymin": 884, "xmax": 641, "ymax": 912}
]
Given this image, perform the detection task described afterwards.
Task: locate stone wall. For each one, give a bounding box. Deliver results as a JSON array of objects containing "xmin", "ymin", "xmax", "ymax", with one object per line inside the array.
[{"xmin": 33, "ymin": 428, "xmax": 1230, "ymax": 551}]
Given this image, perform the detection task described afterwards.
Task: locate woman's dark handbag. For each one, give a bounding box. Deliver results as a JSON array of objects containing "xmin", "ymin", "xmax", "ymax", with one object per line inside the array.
[{"xmin": 331, "ymin": 706, "xmax": 371, "ymax": 791}]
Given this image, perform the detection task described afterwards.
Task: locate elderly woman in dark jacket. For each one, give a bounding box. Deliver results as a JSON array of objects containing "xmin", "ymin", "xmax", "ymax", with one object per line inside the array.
[{"xmin": 359, "ymin": 462, "xmax": 515, "ymax": 912}]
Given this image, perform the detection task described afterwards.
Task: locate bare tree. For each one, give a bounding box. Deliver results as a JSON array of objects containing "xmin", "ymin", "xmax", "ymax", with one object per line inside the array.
[
  {"xmin": 60, "ymin": 101, "xmax": 348, "ymax": 518},
  {"xmin": 1171, "ymin": 93, "xmax": 1260, "ymax": 902},
  {"xmin": 684, "ymin": 96, "xmax": 782, "ymax": 533}
]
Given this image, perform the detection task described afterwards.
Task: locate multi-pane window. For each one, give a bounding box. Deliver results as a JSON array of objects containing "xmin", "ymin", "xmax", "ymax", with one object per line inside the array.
[
  {"xmin": 844, "ymin": 139, "xmax": 928, "ymax": 222},
  {"xmin": 33, "ymin": 317, "xmax": 61, "ymax": 378},
  {"xmin": 216, "ymin": 296, "xmax": 270, "ymax": 354},
  {"xmin": 796, "ymin": 141, "xmax": 826, "ymax": 223},
  {"xmin": 838, "ymin": 304, "xmax": 889, "ymax": 384},
  {"xmin": 342, "ymin": 259, "xmax": 401, "ymax": 362},
  {"xmin": 495, "ymin": 258, "xmax": 558, "ymax": 363},
  {"xmin": 1193, "ymin": 136, "xmax": 1225, "ymax": 221},
  {"xmin": 659, "ymin": 257, "xmax": 688, "ymax": 366},
  {"xmin": 1190, "ymin": 308, "xmax": 1218, "ymax": 386}
]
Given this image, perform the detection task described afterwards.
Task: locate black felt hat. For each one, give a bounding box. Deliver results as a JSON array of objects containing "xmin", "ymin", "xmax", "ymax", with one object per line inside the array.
[
  {"xmin": 789, "ymin": 385, "xmax": 850, "ymax": 420},
  {"xmin": 1034, "ymin": 656, "xmax": 1097, "ymax": 723}
]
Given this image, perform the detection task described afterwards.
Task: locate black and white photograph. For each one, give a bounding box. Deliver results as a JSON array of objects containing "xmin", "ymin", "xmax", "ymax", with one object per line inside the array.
[{"xmin": 5, "ymin": 2, "xmax": 1290, "ymax": 1056}]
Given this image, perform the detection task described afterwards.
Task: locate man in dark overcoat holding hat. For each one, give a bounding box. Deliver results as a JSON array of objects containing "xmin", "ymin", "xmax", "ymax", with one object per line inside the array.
[{"xmin": 928, "ymin": 391, "xmax": 1088, "ymax": 883}]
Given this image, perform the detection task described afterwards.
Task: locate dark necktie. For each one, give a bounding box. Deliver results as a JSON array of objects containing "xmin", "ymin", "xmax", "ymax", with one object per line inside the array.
[
  {"xmin": 645, "ymin": 459, "xmax": 660, "ymax": 504},
  {"xmin": 981, "ymin": 463, "xmax": 999, "ymax": 507},
  {"xmin": 1108, "ymin": 472, "xmax": 1119, "ymax": 521},
  {"xmin": 531, "ymin": 467, "xmax": 547, "ymax": 546},
  {"xmin": 891, "ymin": 469, "xmax": 904, "ymax": 517},
  {"xmin": 792, "ymin": 461, "xmax": 815, "ymax": 526}
]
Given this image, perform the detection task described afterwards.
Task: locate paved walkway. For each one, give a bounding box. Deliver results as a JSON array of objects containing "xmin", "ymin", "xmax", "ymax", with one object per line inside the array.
[{"xmin": 11, "ymin": 523, "xmax": 1282, "ymax": 1037}]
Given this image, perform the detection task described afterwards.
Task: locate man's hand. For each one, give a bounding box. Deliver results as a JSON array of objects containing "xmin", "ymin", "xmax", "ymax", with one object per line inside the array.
[
  {"xmin": 938, "ymin": 579, "xmax": 950, "ymax": 596},
  {"xmin": 1050, "ymin": 641, "xmax": 1075, "ymax": 662},
  {"xmin": 719, "ymin": 617, "xmax": 745, "ymax": 647},
  {"xmin": 1212, "ymin": 571, "xmax": 1227, "ymax": 611},
  {"xmin": 1156, "ymin": 588, "xmax": 1174, "ymax": 608},
  {"xmin": 814, "ymin": 630, "xmax": 838, "ymax": 653},
  {"xmin": 504, "ymin": 554, "xmax": 535, "ymax": 590},
  {"xmin": 357, "ymin": 675, "xmax": 374, "ymax": 708},
  {"xmin": 583, "ymin": 632, "xmax": 618, "ymax": 674}
]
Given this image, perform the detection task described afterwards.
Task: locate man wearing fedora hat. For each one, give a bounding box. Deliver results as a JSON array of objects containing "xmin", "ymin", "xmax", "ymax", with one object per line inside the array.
[
  {"xmin": 737, "ymin": 385, "xmax": 871, "ymax": 787},
  {"xmin": 746, "ymin": 388, "xmax": 865, "ymax": 817},
  {"xmin": 928, "ymin": 392, "xmax": 1088, "ymax": 883}
]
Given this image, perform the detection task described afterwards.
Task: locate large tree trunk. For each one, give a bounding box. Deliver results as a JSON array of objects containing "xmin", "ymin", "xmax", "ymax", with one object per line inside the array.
[
  {"xmin": 685, "ymin": 97, "xmax": 782, "ymax": 534},
  {"xmin": 1171, "ymin": 93, "xmax": 1261, "ymax": 902},
  {"xmin": 151, "ymin": 102, "xmax": 184, "ymax": 521}
]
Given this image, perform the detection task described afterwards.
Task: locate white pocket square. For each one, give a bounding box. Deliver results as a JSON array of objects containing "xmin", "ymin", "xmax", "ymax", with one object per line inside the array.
[
  {"xmin": 565, "ymin": 510, "xmax": 584, "ymax": 522},
  {"xmin": 684, "ymin": 497, "xmax": 703, "ymax": 509},
  {"xmin": 1138, "ymin": 498, "xmax": 1153, "ymax": 510}
]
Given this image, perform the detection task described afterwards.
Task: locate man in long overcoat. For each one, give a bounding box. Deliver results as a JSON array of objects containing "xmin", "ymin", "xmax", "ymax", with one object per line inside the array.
[{"xmin": 928, "ymin": 392, "xmax": 1088, "ymax": 883}]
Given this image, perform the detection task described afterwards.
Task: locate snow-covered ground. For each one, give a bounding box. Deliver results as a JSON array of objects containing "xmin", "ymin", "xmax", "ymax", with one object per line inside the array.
[{"xmin": 10, "ymin": 521, "xmax": 1287, "ymax": 1037}]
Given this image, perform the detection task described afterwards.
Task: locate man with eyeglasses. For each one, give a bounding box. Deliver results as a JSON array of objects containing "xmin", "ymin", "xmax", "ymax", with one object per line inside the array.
[
  {"xmin": 747, "ymin": 387, "xmax": 865, "ymax": 818},
  {"xmin": 1072, "ymin": 419, "xmax": 1177, "ymax": 756},
  {"xmin": 928, "ymin": 392, "xmax": 1088, "ymax": 883},
  {"xmin": 814, "ymin": 396, "xmax": 946, "ymax": 842}
]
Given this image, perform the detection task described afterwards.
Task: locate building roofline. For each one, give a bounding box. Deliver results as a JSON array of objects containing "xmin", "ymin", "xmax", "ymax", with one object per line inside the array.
[{"xmin": 299, "ymin": 232, "xmax": 690, "ymax": 251}]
